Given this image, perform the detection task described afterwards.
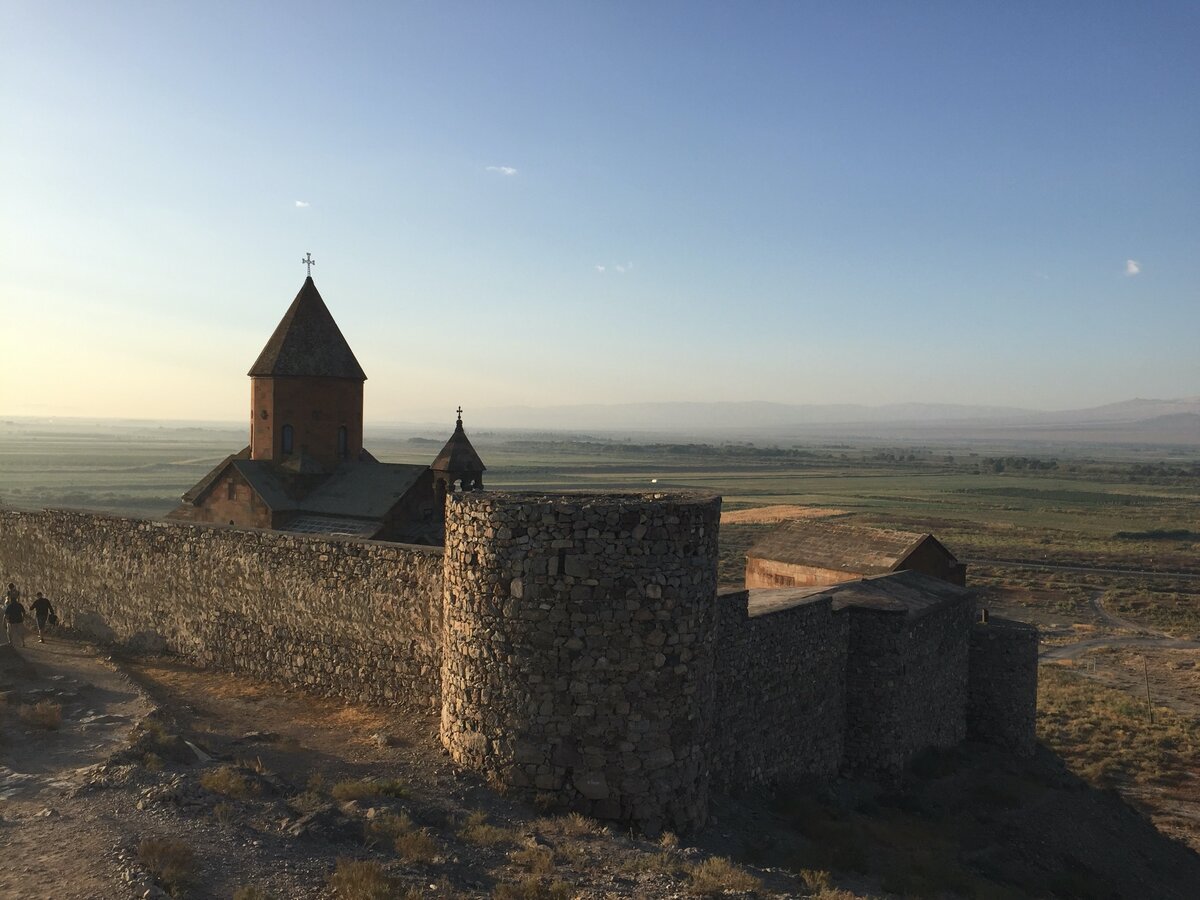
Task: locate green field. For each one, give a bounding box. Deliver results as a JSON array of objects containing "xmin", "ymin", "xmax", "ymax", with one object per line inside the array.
[{"xmin": 3, "ymin": 418, "xmax": 1198, "ymax": 588}]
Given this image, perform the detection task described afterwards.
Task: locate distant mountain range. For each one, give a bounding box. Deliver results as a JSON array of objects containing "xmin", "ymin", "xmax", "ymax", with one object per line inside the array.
[{"xmin": 394, "ymin": 397, "xmax": 1200, "ymax": 446}]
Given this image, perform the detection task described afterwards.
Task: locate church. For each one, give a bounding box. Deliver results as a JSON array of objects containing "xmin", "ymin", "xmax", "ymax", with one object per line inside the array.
[{"xmin": 168, "ymin": 271, "xmax": 485, "ymax": 544}]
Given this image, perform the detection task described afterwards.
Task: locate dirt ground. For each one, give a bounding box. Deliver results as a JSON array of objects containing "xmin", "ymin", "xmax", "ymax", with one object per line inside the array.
[
  {"xmin": 720, "ymin": 506, "xmax": 845, "ymax": 525},
  {"xmin": 4, "ymin": 629, "xmax": 1200, "ymax": 900}
]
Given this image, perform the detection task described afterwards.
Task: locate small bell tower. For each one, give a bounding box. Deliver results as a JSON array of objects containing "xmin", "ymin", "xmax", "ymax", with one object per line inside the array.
[{"xmin": 431, "ymin": 407, "xmax": 486, "ymax": 504}]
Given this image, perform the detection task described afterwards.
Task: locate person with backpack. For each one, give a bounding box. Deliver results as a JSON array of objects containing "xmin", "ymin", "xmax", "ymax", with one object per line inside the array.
[
  {"xmin": 4, "ymin": 583, "xmax": 27, "ymax": 647},
  {"xmin": 30, "ymin": 591, "xmax": 55, "ymax": 643}
]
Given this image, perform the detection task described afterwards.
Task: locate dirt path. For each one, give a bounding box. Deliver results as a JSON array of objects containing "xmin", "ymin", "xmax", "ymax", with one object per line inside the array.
[{"xmin": 0, "ymin": 635, "xmax": 154, "ymax": 900}]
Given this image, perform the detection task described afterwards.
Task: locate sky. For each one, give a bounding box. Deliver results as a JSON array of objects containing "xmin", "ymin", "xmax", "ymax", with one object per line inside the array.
[{"xmin": 2, "ymin": 1, "xmax": 1198, "ymax": 423}]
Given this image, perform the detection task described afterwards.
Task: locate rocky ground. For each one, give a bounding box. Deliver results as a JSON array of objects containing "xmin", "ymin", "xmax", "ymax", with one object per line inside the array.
[{"xmin": 3, "ymin": 632, "xmax": 1200, "ymax": 900}]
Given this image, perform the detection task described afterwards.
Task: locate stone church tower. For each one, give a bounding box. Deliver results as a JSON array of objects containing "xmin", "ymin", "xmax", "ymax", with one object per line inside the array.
[
  {"xmin": 169, "ymin": 271, "xmax": 483, "ymax": 544},
  {"xmin": 247, "ymin": 275, "xmax": 366, "ymax": 471}
]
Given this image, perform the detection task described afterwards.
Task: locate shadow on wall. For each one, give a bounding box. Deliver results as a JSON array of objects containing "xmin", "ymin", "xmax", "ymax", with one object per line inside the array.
[
  {"xmin": 72, "ymin": 611, "xmax": 117, "ymax": 644},
  {"xmin": 70, "ymin": 610, "xmax": 167, "ymax": 655}
]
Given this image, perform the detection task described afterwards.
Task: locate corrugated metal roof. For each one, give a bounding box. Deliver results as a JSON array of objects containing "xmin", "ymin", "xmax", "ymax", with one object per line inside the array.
[
  {"xmin": 747, "ymin": 520, "xmax": 952, "ymax": 574},
  {"xmin": 248, "ymin": 277, "xmax": 367, "ymax": 380}
]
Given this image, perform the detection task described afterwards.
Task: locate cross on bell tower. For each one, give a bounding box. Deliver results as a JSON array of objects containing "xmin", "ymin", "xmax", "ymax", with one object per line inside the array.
[{"xmin": 301, "ymin": 252, "xmax": 316, "ymax": 277}]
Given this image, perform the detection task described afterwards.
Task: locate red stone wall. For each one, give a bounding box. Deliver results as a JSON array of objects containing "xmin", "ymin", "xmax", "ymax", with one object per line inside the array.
[
  {"xmin": 250, "ymin": 376, "xmax": 363, "ymax": 469},
  {"xmin": 188, "ymin": 470, "xmax": 274, "ymax": 530}
]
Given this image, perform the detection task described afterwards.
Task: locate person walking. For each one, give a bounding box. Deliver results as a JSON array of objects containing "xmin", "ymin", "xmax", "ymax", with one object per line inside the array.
[
  {"xmin": 30, "ymin": 591, "xmax": 55, "ymax": 643},
  {"xmin": 3, "ymin": 584, "xmax": 27, "ymax": 647}
]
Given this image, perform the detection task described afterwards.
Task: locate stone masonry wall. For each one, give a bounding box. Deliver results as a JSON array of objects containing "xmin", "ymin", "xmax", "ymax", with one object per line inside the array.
[
  {"xmin": 841, "ymin": 598, "xmax": 975, "ymax": 777},
  {"xmin": 712, "ymin": 590, "xmax": 848, "ymax": 790},
  {"xmin": 440, "ymin": 492, "xmax": 721, "ymax": 834},
  {"xmin": 0, "ymin": 509, "xmax": 444, "ymax": 708},
  {"xmin": 967, "ymin": 617, "xmax": 1039, "ymax": 755}
]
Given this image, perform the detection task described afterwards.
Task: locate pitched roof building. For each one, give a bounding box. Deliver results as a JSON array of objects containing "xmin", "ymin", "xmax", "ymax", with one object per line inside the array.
[
  {"xmin": 168, "ymin": 275, "xmax": 486, "ymax": 543},
  {"xmin": 745, "ymin": 519, "xmax": 965, "ymax": 589}
]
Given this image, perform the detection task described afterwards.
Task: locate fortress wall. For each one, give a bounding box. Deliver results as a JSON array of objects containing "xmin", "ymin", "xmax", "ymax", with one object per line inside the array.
[
  {"xmin": 841, "ymin": 599, "xmax": 974, "ymax": 777},
  {"xmin": 0, "ymin": 509, "xmax": 444, "ymax": 708},
  {"xmin": 440, "ymin": 492, "xmax": 721, "ymax": 834},
  {"xmin": 712, "ymin": 590, "xmax": 848, "ymax": 790},
  {"xmin": 967, "ymin": 618, "xmax": 1039, "ymax": 754}
]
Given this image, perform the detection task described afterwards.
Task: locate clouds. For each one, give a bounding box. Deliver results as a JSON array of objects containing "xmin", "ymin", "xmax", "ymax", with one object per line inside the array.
[
  {"xmin": 294, "ymin": 200, "xmax": 310, "ymax": 208},
  {"xmin": 595, "ymin": 261, "xmax": 634, "ymax": 275},
  {"xmin": 1125, "ymin": 259, "xmax": 1141, "ymax": 276},
  {"xmin": 485, "ymin": 165, "xmax": 518, "ymax": 176}
]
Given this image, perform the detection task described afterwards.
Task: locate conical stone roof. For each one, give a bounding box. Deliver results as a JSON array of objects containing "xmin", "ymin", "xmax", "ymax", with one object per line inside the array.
[
  {"xmin": 432, "ymin": 417, "xmax": 486, "ymax": 473},
  {"xmin": 248, "ymin": 277, "xmax": 367, "ymax": 380}
]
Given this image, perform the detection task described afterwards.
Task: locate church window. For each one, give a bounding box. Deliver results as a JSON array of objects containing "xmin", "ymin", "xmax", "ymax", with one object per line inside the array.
[
  {"xmin": 226, "ymin": 480, "xmax": 236, "ymax": 500},
  {"xmin": 281, "ymin": 424, "xmax": 294, "ymax": 455},
  {"xmin": 337, "ymin": 425, "xmax": 348, "ymax": 459}
]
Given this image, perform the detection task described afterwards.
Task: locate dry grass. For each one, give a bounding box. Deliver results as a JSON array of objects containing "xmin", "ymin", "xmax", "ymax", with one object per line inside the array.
[
  {"xmin": 200, "ymin": 765, "xmax": 261, "ymax": 799},
  {"xmin": 510, "ymin": 841, "xmax": 555, "ymax": 874},
  {"xmin": 213, "ymin": 802, "xmax": 237, "ymax": 826},
  {"xmin": 326, "ymin": 859, "xmax": 397, "ymax": 900},
  {"xmin": 138, "ymin": 836, "xmax": 197, "ymax": 895},
  {"xmin": 365, "ymin": 812, "xmax": 439, "ymax": 863},
  {"xmin": 459, "ymin": 810, "xmax": 516, "ymax": 846},
  {"xmin": 532, "ymin": 811, "xmax": 607, "ymax": 838},
  {"xmin": 1038, "ymin": 664, "xmax": 1200, "ymax": 787},
  {"xmin": 232, "ymin": 887, "xmax": 275, "ymax": 900},
  {"xmin": 142, "ymin": 751, "xmax": 164, "ymax": 772},
  {"xmin": 687, "ymin": 856, "xmax": 763, "ymax": 896},
  {"xmin": 331, "ymin": 777, "xmax": 409, "ymax": 802},
  {"xmin": 492, "ymin": 874, "xmax": 572, "ymax": 900},
  {"xmin": 621, "ymin": 851, "xmax": 684, "ymax": 878},
  {"xmin": 18, "ymin": 700, "xmax": 62, "ymax": 730}
]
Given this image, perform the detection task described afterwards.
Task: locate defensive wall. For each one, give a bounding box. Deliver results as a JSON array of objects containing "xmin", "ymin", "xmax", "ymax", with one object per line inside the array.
[
  {"xmin": 0, "ymin": 494, "xmax": 1037, "ymax": 833},
  {"xmin": 0, "ymin": 508, "xmax": 445, "ymax": 708}
]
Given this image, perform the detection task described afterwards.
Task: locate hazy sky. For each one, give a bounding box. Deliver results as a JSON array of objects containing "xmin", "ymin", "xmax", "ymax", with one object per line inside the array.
[{"xmin": 2, "ymin": 2, "xmax": 1197, "ymax": 423}]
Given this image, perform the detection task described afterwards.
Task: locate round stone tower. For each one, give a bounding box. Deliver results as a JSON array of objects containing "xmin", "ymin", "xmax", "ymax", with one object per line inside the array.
[{"xmin": 440, "ymin": 491, "xmax": 721, "ymax": 834}]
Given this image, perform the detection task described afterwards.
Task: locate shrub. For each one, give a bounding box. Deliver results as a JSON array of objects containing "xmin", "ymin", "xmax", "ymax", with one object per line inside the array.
[
  {"xmin": 459, "ymin": 810, "xmax": 515, "ymax": 846},
  {"xmin": 142, "ymin": 752, "xmax": 164, "ymax": 772},
  {"xmin": 213, "ymin": 802, "xmax": 237, "ymax": 826},
  {"xmin": 532, "ymin": 811, "xmax": 606, "ymax": 838},
  {"xmin": 510, "ymin": 841, "xmax": 555, "ymax": 874},
  {"xmin": 365, "ymin": 812, "xmax": 439, "ymax": 863},
  {"xmin": 687, "ymin": 856, "xmax": 762, "ymax": 896},
  {"xmin": 332, "ymin": 777, "xmax": 409, "ymax": 802},
  {"xmin": 327, "ymin": 859, "xmax": 398, "ymax": 900},
  {"xmin": 492, "ymin": 875, "xmax": 572, "ymax": 900},
  {"xmin": 19, "ymin": 700, "xmax": 62, "ymax": 730},
  {"xmin": 200, "ymin": 765, "xmax": 260, "ymax": 799},
  {"xmin": 233, "ymin": 887, "xmax": 275, "ymax": 900},
  {"xmin": 138, "ymin": 836, "xmax": 197, "ymax": 894}
]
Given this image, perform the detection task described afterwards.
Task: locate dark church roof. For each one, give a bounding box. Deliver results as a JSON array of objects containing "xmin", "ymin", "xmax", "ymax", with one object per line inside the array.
[
  {"xmin": 431, "ymin": 417, "xmax": 486, "ymax": 473},
  {"xmin": 300, "ymin": 463, "xmax": 428, "ymax": 520},
  {"xmin": 747, "ymin": 570, "xmax": 970, "ymax": 620},
  {"xmin": 248, "ymin": 277, "xmax": 367, "ymax": 380},
  {"xmin": 747, "ymin": 520, "xmax": 954, "ymax": 575},
  {"xmin": 179, "ymin": 455, "xmax": 426, "ymax": 523}
]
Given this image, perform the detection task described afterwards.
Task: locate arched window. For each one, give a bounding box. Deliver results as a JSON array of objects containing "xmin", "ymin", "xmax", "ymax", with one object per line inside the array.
[
  {"xmin": 281, "ymin": 424, "xmax": 294, "ymax": 455},
  {"xmin": 337, "ymin": 425, "xmax": 348, "ymax": 459}
]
